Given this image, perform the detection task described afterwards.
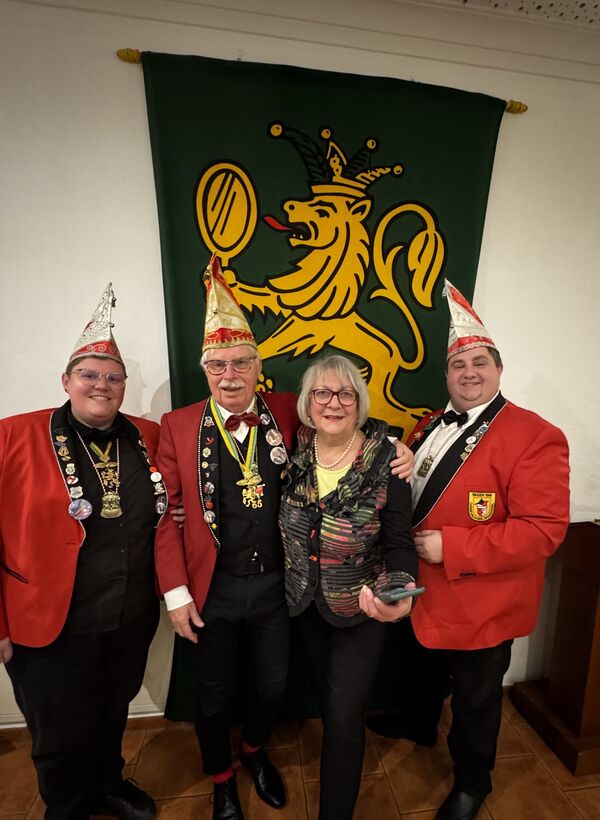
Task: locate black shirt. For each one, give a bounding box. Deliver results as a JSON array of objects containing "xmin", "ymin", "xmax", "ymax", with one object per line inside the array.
[{"xmin": 62, "ymin": 411, "xmax": 157, "ymax": 634}]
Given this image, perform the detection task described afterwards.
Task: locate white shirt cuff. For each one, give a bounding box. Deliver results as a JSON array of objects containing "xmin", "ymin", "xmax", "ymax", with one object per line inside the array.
[{"xmin": 164, "ymin": 585, "xmax": 194, "ymax": 611}]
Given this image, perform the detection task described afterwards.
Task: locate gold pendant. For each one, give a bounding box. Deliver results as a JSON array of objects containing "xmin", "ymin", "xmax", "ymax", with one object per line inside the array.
[
  {"xmin": 242, "ymin": 484, "xmax": 264, "ymax": 509},
  {"xmin": 100, "ymin": 491, "xmax": 123, "ymax": 518},
  {"xmin": 417, "ymin": 455, "xmax": 434, "ymax": 478}
]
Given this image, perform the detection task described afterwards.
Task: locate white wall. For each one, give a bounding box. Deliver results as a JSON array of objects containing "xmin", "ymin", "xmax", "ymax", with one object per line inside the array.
[{"xmin": 1, "ymin": 0, "xmax": 599, "ymax": 723}]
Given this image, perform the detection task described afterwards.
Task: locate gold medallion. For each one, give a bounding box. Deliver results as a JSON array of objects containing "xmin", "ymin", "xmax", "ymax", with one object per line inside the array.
[
  {"xmin": 242, "ymin": 484, "xmax": 264, "ymax": 508},
  {"xmin": 100, "ymin": 491, "xmax": 123, "ymax": 518}
]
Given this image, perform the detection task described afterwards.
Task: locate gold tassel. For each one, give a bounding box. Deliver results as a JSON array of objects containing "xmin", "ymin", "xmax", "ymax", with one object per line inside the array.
[
  {"xmin": 116, "ymin": 48, "xmax": 141, "ymax": 64},
  {"xmin": 506, "ymin": 99, "xmax": 528, "ymax": 114}
]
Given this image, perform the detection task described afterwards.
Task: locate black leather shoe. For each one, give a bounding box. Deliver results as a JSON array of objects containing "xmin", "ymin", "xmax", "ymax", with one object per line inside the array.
[
  {"xmin": 436, "ymin": 787, "xmax": 486, "ymax": 820},
  {"xmin": 239, "ymin": 747, "xmax": 286, "ymax": 809},
  {"xmin": 213, "ymin": 778, "xmax": 244, "ymax": 820},
  {"xmin": 366, "ymin": 715, "xmax": 437, "ymax": 747},
  {"xmin": 95, "ymin": 779, "xmax": 156, "ymax": 820}
]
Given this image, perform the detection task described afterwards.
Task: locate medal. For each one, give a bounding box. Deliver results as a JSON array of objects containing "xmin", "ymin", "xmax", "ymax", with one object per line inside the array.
[
  {"xmin": 266, "ymin": 429, "xmax": 283, "ymax": 446},
  {"xmin": 204, "ymin": 510, "xmax": 216, "ymax": 523},
  {"xmin": 204, "ymin": 416, "xmax": 214, "ymax": 427},
  {"xmin": 150, "ymin": 470, "xmax": 163, "ymax": 483},
  {"xmin": 89, "ymin": 440, "xmax": 114, "ymax": 465},
  {"xmin": 155, "ymin": 498, "xmax": 167, "ymax": 515},
  {"xmin": 242, "ymin": 483, "xmax": 264, "ymax": 509},
  {"xmin": 210, "ymin": 397, "xmax": 266, "ymax": 509},
  {"xmin": 75, "ymin": 433, "xmax": 123, "ymax": 519},
  {"xmin": 101, "ymin": 491, "xmax": 123, "ymax": 518},
  {"xmin": 270, "ymin": 446, "xmax": 287, "ymax": 465},
  {"xmin": 203, "ymin": 481, "xmax": 215, "ymax": 495},
  {"xmin": 417, "ymin": 455, "xmax": 434, "ymax": 477},
  {"xmin": 236, "ymin": 465, "xmax": 265, "ymax": 508},
  {"xmin": 68, "ymin": 498, "xmax": 93, "ymax": 520},
  {"xmin": 69, "ymin": 485, "xmax": 83, "ymax": 499},
  {"xmin": 66, "ymin": 463, "xmax": 76, "ymax": 475}
]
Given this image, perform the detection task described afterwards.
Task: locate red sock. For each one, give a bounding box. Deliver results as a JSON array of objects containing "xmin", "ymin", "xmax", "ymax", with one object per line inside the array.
[
  {"xmin": 242, "ymin": 740, "xmax": 261, "ymax": 755},
  {"xmin": 213, "ymin": 767, "xmax": 234, "ymax": 784}
]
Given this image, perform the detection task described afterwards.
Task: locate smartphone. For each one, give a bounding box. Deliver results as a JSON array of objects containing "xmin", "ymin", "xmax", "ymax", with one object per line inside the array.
[{"xmin": 376, "ymin": 585, "xmax": 426, "ymax": 604}]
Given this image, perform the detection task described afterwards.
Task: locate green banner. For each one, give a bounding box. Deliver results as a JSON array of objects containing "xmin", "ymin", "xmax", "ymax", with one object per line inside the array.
[
  {"xmin": 143, "ymin": 52, "xmax": 504, "ymax": 439},
  {"xmin": 142, "ymin": 52, "xmax": 505, "ymax": 720}
]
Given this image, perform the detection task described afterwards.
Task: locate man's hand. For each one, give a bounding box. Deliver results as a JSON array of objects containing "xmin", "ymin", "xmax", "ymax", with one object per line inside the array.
[
  {"xmin": 414, "ymin": 530, "xmax": 443, "ymax": 563},
  {"xmin": 359, "ymin": 584, "xmax": 414, "ymax": 622},
  {"xmin": 390, "ymin": 441, "xmax": 415, "ymax": 481},
  {"xmin": 167, "ymin": 602, "xmax": 204, "ymax": 643},
  {"xmin": 169, "ymin": 505, "xmax": 186, "ymax": 529},
  {"xmin": 0, "ymin": 636, "xmax": 13, "ymax": 664}
]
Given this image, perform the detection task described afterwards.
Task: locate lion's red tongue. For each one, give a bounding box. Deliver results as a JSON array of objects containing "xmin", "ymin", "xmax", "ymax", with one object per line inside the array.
[{"xmin": 264, "ymin": 215, "xmax": 291, "ymax": 232}]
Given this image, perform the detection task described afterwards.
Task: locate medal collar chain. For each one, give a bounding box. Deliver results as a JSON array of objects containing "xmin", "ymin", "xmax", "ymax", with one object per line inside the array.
[
  {"xmin": 75, "ymin": 430, "xmax": 123, "ymax": 518},
  {"xmin": 210, "ymin": 397, "xmax": 264, "ymax": 508},
  {"xmin": 313, "ymin": 429, "xmax": 357, "ymax": 470}
]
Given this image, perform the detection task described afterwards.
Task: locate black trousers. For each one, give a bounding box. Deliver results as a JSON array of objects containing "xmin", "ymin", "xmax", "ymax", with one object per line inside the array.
[
  {"xmin": 192, "ymin": 568, "xmax": 290, "ymax": 775},
  {"xmin": 445, "ymin": 639, "xmax": 513, "ymax": 795},
  {"xmin": 390, "ymin": 624, "xmax": 512, "ymax": 796},
  {"xmin": 5, "ymin": 605, "xmax": 159, "ymax": 820},
  {"xmin": 300, "ymin": 604, "xmax": 387, "ymax": 820}
]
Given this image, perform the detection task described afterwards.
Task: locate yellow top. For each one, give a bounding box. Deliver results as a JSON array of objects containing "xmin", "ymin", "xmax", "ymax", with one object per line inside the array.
[{"xmin": 316, "ymin": 463, "xmax": 352, "ymax": 499}]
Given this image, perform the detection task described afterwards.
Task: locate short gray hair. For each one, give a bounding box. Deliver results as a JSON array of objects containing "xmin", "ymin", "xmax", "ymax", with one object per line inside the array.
[{"xmin": 297, "ymin": 354, "xmax": 370, "ymax": 428}]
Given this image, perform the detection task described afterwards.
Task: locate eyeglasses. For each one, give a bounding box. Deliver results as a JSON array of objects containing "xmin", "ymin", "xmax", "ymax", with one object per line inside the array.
[
  {"xmin": 203, "ymin": 357, "xmax": 257, "ymax": 376},
  {"xmin": 73, "ymin": 368, "xmax": 127, "ymax": 387},
  {"xmin": 311, "ymin": 388, "xmax": 357, "ymax": 406}
]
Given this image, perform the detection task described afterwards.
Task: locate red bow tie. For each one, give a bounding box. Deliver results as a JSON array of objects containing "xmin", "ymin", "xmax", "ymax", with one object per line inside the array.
[{"xmin": 224, "ymin": 412, "xmax": 261, "ymax": 432}]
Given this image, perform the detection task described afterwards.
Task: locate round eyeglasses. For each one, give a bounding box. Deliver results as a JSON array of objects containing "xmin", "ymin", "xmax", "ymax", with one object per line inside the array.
[
  {"xmin": 203, "ymin": 357, "xmax": 257, "ymax": 376},
  {"xmin": 311, "ymin": 388, "xmax": 357, "ymax": 406},
  {"xmin": 73, "ymin": 368, "xmax": 126, "ymax": 387}
]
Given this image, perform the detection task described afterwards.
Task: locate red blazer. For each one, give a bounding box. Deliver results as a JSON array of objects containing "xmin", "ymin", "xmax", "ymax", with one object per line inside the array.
[
  {"xmin": 0, "ymin": 405, "xmax": 159, "ymax": 647},
  {"xmin": 408, "ymin": 398, "xmax": 570, "ymax": 650},
  {"xmin": 154, "ymin": 392, "xmax": 298, "ymax": 612}
]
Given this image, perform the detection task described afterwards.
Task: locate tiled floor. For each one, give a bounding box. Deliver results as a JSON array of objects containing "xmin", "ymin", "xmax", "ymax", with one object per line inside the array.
[{"xmin": 2, "ymin": 692, "xmax": 600, "ymax": 819}]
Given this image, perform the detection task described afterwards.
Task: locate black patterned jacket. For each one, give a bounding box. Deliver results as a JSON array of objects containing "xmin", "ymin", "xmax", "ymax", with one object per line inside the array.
[{"xmin": 279, "ymin": 419, "xmax": 417, "ymax": 627}]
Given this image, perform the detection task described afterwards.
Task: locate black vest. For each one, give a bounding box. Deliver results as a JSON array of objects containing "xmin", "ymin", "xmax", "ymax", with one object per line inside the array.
[{"xmin": 215, "ymin": 426, "xmax": 284, "ymax": 575}]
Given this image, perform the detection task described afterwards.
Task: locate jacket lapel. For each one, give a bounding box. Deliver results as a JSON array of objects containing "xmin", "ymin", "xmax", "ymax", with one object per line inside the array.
[
  {"xmin": 412, "ymin": 393, "xmax": 507, "ymax": 527},
  {"xmin": 197, "ymin": 400, "xmax": 221, "ymax": 549},
  {"xmin": 49, "ymin": 402, "xmax": 81, "ymax": 506}
]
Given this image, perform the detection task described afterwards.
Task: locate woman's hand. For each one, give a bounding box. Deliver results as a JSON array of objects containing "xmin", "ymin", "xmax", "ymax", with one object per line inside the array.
[
  {"xmin": 390, "ymin": 441, "xmax": 414, "ymax": 481},
  {"xmin": 359, "ymin": 584, "xmax": 414, "ymax": 622}
]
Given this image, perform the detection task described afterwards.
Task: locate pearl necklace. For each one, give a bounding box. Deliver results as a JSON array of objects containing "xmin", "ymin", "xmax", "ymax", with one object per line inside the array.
[{"xmin": 313, "ymin": 429, "xmax": 357, "ymax": 469}]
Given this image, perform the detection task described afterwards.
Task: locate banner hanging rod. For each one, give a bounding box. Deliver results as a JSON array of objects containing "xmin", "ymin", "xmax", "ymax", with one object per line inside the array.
[{"xmin": 116, "ymin": 49, "xmax": 528, "ymax": 113}]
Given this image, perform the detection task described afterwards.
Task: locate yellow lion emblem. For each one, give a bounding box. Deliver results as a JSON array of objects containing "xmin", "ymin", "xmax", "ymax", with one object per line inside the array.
[{"xmin": 195, "ymin": 122, "xmax": 446, "ymax": 439}]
